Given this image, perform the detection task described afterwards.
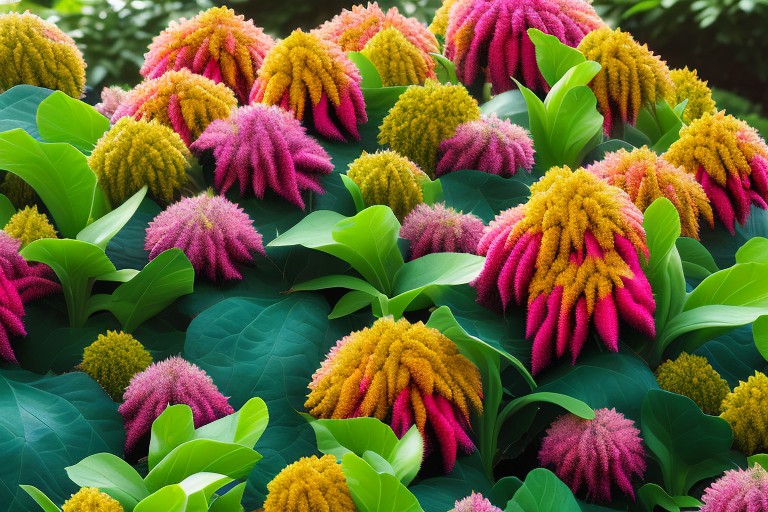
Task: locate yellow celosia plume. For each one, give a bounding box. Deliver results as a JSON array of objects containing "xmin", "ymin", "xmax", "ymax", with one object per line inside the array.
[{"xmin": 361, "ymin": 27, "xmax": 435, "ymax": 86}]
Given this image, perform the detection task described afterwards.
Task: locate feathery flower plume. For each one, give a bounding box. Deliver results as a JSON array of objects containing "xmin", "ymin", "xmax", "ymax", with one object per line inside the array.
[
  {"xmin": 670, "ymin": 67, "xmax": 716, "ymax": 124},
  {"xmin": 81, "ymin": 331, "xmax": 153, "ymax": 401},
  {"xmin": 400, "ymin": 203, "xmax": 484, "ymax": 259},
  {"xmin": 655, "ymin": 352, "xmax": 730, "ymax": 416},
  {"xmin": 720, "ymin": 371, "xmax": 768, "ymax": 455},
  {"xmin": 0, "ymin": 270, "xmax": 27, "ymax": 364},
  {"xmin": 450, "ymin": 492, "xmax": 502, "ymax": 512},
  {"xmin": 0, "ymin": 174, "xmax": 37, "ymax": 209},
  {"xmin": 62, "ymin": 488, "xmax": 123, "ymax": 512},
  {"xmin": 429, "ymin": 0, "xmax": 459, "ymax": 37},
  {"xmin": 264, "ymin": 455, "xmax": 356, "ymax": 512},
  {"xmin": 361, "ymin": 27, "xmax": 436, "ymax": 86},
  {"xmin": 700, "ymin": 465, "xmax": 768, "ymax": 512},
  {"xmin": 472, "ymin": 167, "xmax": 654, "ymax": 374},
  {"xmin": 94, "ymin": 86, "xmax": 130, "ymax": 120},
  {"xmin": 3, "ymin": 205, "xmax": 57, "ymax": 249}
]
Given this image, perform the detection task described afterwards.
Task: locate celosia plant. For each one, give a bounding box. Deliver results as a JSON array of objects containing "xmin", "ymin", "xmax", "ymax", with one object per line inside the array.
[
  {"xmin": 720, "ymin": 371, "xmax": 768, "ymax": 455},
  {"xmin": 0, "ymin": 12, "xmax": 86, "ymax": 98},
  {"xmin": 429, "ymin": 0, "xmax": 459, "ymax": 37},
  {"xmin": 119, "ymin": 355, "xmax": 235, "ymax": 453},
  {"xmin": 305, "ymin": 317, "xmax": 483, "ymax": 472},
  {"xmin": 379, "ymin": 79, "xmax": 481, "ymax": 176},
  {"xmin": 190, "ymin": 104, "xmax": 333, "ymax": 208},
  {"xmin": 473, "ymin": 167, "xmax": 655, "ymax": 373},
  {"xmin": 94, "ymin": 86, "xmax": 130, "ymax": 120},
  {"xmin": 445, "ymin": 0, "xmax": 605, "ymax": 94},
  {"xmin": 435, "ymin": 113, "xmax": 535, "ymax": 178},
  {"xmin": 81, "ymin": 331, "xmax": 153, "ymax": 401},
  {"xmin": 141, "ymin": 6, "xmax": 275, "ymax": 103},
  {"xmin": 62, "ymin": 487, "xmax": 123, "ymax": 512},
  {"xmin": 0, "ymin": 270, "xmax": 27, "ymax": 364},
  {"xmin": 112, "ymin": 68, "xmax": 237, "ymax": 145},
  {"xmin": 539, "ymin": 408, "xmax": 646, "ymax": 502},
  {"xmin": 88, "ymin": 117, "xmax": 190, "ymax": 205},
  {"xmin": 587, "ymin": 147, "xmax": 713, "ymax": 239},
  {"xmin": 360, "ymin": 27, "xmax": 436, "ymax": 86},
  {"xmin": 0, "ymin": 174, "xmax": 37, "ymax": 209},
  {"xmin": 700, "ymin": 465, "xmax": 768, "ymax": 512},
  {"xmin": 664, "ymin": 111, "xmax": 768, "ymax": 234},
  {"xmin": 578, "ymin": 27, "xmax": 674, "ymax": 137},
  {"xmin": 400, "ymin": 203, "xmax": 484, "ymax": 259},
  {"xmin": 670, "ymin": 67, "xmax": 716, "ymax": 124},
  {"xmin": 3, "ymin": 205, "xmax": 57, "ymax": 248},
  {"xmin": 655, "ymin": 352, "xmax": 730, "ymax": 415},
  {"xmin": 263, "ymin": 455, "xmax": 356, "ymax": 512},
  {"xmin": 144, "ymin": 192, "xmax": 265, "ymax": 282},
  {"xmin": 450, "ymin": 492, "xmax": 502, "ymax": 512}
]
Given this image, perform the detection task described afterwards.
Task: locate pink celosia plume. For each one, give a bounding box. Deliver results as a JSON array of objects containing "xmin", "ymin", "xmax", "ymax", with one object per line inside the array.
[
  {"xmin": 399, "ymin": 203, "xmax": 485, "ymax": 259},
  {"xmin": 451, "ymin": 492, "xmax": 502, "ymax": 512},
  {"xmin": 94, "ymin": 86, "xmax": 130, "ymax": 120},
  {"xmin": 700, "ymin": 465, "xmax": 768, "ymax": 512}
]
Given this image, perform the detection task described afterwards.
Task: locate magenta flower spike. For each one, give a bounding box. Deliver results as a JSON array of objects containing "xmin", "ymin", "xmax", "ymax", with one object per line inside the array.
[
  {"xmin": 0, "ymin": 270, "xmax": 26, "ymax": 363},
  {"xmin": 94, "ymin": 86, "xmax": 130, "ymax": 121},
  {"xmin": 700, "ymin": 465, "xmax": 768, "ymax": 512},
  {"xmin": 399, "ymin": 203, "xmax": 485, "ymax": 260},
  {"xmin": 451, "ymin": 492, "xmax": 503, "ymax": 512}
]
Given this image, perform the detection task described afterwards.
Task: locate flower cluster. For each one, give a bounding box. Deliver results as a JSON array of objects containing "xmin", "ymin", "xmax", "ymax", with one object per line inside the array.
[
  {"xmin": 264, "ymin": 455, "xmax": 356, "ymax": 512},
  {"xmin": 3, "ymin": 205, "xmax": 57, "ymax": 248},
  {"xmin": 81, "ymin": 331, "xmax": 153, "ymax": 401},
  {"xmin": 670, "ymin": 67, "xmax": 716, "ymax": 124},
  {"xmin": 361, "ymin": 27, "xmax": 435, "ymax": 86},
  {"xmin": 655, "ymin": 352, "xmax": 730, "ymax": 415},
  {"xmin": 700, "ymin": 465, "xmax": 768, "ymax": 512},
  {"xmin": 94, "ymin": 86, "xmax": 130, "ymax": 120},
  {"xmin": 429, "ymin": 0, "xmax": 459, "ymax": 37},
  {"xmin": 450, "ymin": 492, "xmax": 502, "ymax": 512},
  {"xmin": 62, "ymin": 487, "xmax": 123, "ymax": 512},
  {"xmin": 720, "ymin": 371, "xmax": 768, "ymax": 455},
  {"xmin": 400, "ymin": 203, "xmax": 485, "ymax": 259}
]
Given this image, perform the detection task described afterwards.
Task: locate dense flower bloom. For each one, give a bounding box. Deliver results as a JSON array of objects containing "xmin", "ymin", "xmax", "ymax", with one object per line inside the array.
[
  {"xmin": 0, "ymin": 12, "xmax": 86, "ymax": 98},
  {"xmin": 88, "ymin": 117, "xmax": 190, "ymax": 206},
  {"xmin": 473, "ymin": 167, "xmax": 654, "ymax": 373},
  {"xmin": 664, "ymin": 111, "xmax": 768, "ymax": 234},
  {"xmin": 445, "ymin": 0, "xmax": 605, "ymax": 94},
  {"xmin": 655, "ymin": 352, "xmax": 730, "ymax": 415},
  {"xmin": 539, "ymin": 408, "xmax": 646, "ymax": 502},
  {"xmin": 429, "ymin": 0, "xmax": 459, "ymax": 37},
  {"xmin": 720, "ymin": 371, "xmax": 768, "ymax": 455},
  {"xmin": 3, "ymin": 205, "xmax": 57, "ymax": 248},
  {"xmin": 94, "ymin": 86, "xmax": 130, "ymax": 120},
  {"xmin": 670, "ymin": 67, "xmax": 716, "ymax": 124},
  {"xmin": 306, "ymin": 317, "xmax": 483, "ymax": 473},
  {"xmin": 0, "ymin": 174, "xmax": 37, "ymax": 209},
  {"xmin": 145, "ymin": 192, "xmax": 265, "ymax": 282},
  {"xmin": 361, "ymin": 27, "xmax": 436, "ymax": 86},
  {"xmin": 435, "ymin": 113, "xmax": 535, "ymax": 177},
  {"xmin": 119, "ymin": 355, "xmax": 234, "ymax": 453},
  {"xmin": 141, "ymin": 7, "xmax": 274, "ymax": 103},
  {"xmin": 0, "ymin": 270, "xmax": 26, "ymax": 364},
  {"xmin": 578, "ymin": 27, "xmax": 673, "ymax": 137},
  {"xmin": 264, "ymin": 455, "xmax": 356, "ymax": 512},
  {"xmin": 587, "ymin": 147, "xmax": 713, "ymax": 240},
  {"xmin": 81, "ymin": 331, "xmax": 153, "ymax": 401},
  {"xmin": 450, "ymin": 492, "xmax": 502, "ymax": 512},
  {"xmin": 190, "ymin": 104, "xmax": 333, "ymax": 208},
  {"xmin": 400, "ymin": 203, "xmax": 484, "ymax": 259},
  {"xmin": 700, "ymin": 465, "xmax": 768, "ymax": 512},
  {"xmin": 62, "ymin": 487, "xmax": 123, "ymax": 512},
  {"xmin": 379, "ymin": 80, "xmax": 481, "ymax": 176},
  {"xmin": 249, "ymin": 30, "xmax": 367, "ymax": 142},
  {"xmin": 346, "ymin": 150, "xmax": 429, "ymax": 221},
  {"xmin": 112, "ymin": 69, "xmax": 237, "ymax": 146}
]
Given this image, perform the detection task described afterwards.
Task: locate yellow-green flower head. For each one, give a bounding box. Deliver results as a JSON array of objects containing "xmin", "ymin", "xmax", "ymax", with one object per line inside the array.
[
  {"xmin": 578, "ymin": 27, "xmax": 673, "ymax": 137},
  {"xmin": 721, "ymin": 371, "xmax": 768, "ymax": 455},
  {"xmin": 346, "ymin": 150, "xmax": 429, "ymax": 221},
  {"xmin": 429, "ymin": 0, "xmax": 460, "ymax": 37},
  {"xmin": 379, "ymin": 79, "xmax": 481, "ymax": 176},
  {"xmin": 670, "ymin": 67, "xmax": 716, "ymax": 124},
  {"xmin": 62, "ymin": 487, "xmax": 123, "ymax": 512},
  {"xmin": 264, "ymin": 455, "xmax": 356, "ymax": 512},
  {"xmin": 655, "ymin": 352, "xmax": 730, "ymax": 415},
  {"xmin": 81, "ymin": 330, "xmax": 153, "ymax": 401},
  {"xmin": 361, "ymin": 27, "xmax": 436, "ymax": 86},
  {"xmin": 0, "ymin": 174, "xmax": 37, "ymax": 210},
  {"xmin": 3, "ymin": 205, "xmax": 57, "ymax": 249},
  {"xmin": 88, "ymin": 117, "xmax": 191, "ymax": 206},
  {"xmin": 0, "ymin": 12, "xmax": 86, "ymax": 98}
]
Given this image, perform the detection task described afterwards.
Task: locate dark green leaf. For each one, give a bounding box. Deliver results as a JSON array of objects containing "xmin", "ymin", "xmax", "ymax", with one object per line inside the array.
[
  {"xmin": 36, "ymin": 91, "xmax": 109, "ymax": 155},
  {"xmin": 0, "ymin": 193, "xmax": 15, "ymax": 228},
  {"xmin": 65, "ymin": 453, "xmax": 149, "ymax": 510},
  {"xmin": 409, "ymin": 451, "xmax": 492, "ymax": 512},
  {"xmin": 698, "ymin": 206, "xmax": 768, "ymax": 269},
  {"xmin": 506, "ymin": 468, "xmax": 580, "ymax": 512},
  {"xmin": 105, "ymin": 197, "xmax": 162, "ymax": 271},
  {"xmin": 348, "ymin": 52, "xmax": 383, "ymax": 89},
  {"xmin": 696, "ymin": 323, "xmax": 768, "ymax": 388},
  {"xmin": 440, "ymin": 170, "xmax": 530, "ymax": 223},
  {"xmin": 0, "ymin": 85, "xmax": 53, "ymax": 139},
  {"xmin": 580, "ymin": 140, "xmax": 635, "ymax": 167},
  {"xmin": 342, "ymin": 453, "xmax": 423, "ymax": 512},
  {"xmin": 528, "ymin": 28, "xmax": 586, "ymax": 87},
  {"xmin": 479, "ymin": 89, "xmax": 529, "ymax": 129}
]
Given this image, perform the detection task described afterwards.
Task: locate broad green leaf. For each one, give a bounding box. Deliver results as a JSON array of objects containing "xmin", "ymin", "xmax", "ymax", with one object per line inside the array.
[
  {"xmin": 65, "ymin": 453, "xmax": 149, "ymax": 510},
  {"xmin": 440, "ymin": 170, "xmax": 530, "ymax": 223},
  {"xmin": 105, "ymin": 197, "xmax": 162, "ymax": 271},
  {"xmin": 637, "ymin": 483, "xmax": 680, "ymax": 512},
  {"xmin": 676, "ymin": 237, "xmax": 718, "ymax": 279},
  {"xmin": 77, "ymin": 186, "xmax": 147, "ymax": 250},
  {"xmin": 749, "ymin": 454, "xmax": 768, "ymax": 471},
  {"xmin": 513, "ymin": 80, "xmax": 553, "ymax": 171},
  {"xmin": 698, "ymin": 206, "xmax": 768, "ymax": 269},
  {"xmin": 148, "ymin": 405, "xmax": 196, "ymax": 471},
  {"xmin": 735, "ymin": 236, "xmax": 768, "ymax": 264},
  {"xmin": 479, "ymin": 89, "xmax": 529, "ymax": 129},
  {"xmin": 388, "ymin": 426, "xmax": 423, "ymax": 486},
  {"xmin": 340, "ymin": 174, "xmax": 365, "ymax": 212},
  {"xmin": 209, "ymin": 482, "xmax": 246, "ymax": 512},
  {"xmin": 0, "ymin": 193, "xmax": 15, "ymax": 228},
  {"xmin": 430, "ymin": 53, "xmax": 459, "ymax": 84},
  {"xmin": 495, "ymin": 393, "xmax": 594, "ymax": 444},
  {"xmin": 753, "ymin": 315, "xmax": 768, "ymax": 363},
  {"xmin": 133, "ymin": 485, "xmax": 186, "ymax": 512},
  {"xmin": 696, "ymin": 324, "xmax": 768, "ymax": 388},
  {"xmin": 177, "ymin": 472, "xmax": 233, "ymax": 512},
  {"xmin": 19, "ymin": 486, "xmax": 61, "ymax": 512},
  {"xmin": 291, "ymin": 274, "xmax": 382, "ymax": 296},
  {"xmin": 528, "ymin": 28, "xmax": 586, "ymax": 87},
  {"xmin": 420, "ymin": 178, "xmax": 444, "ymax": 205},
  {"xmin": 329, "ymin": 290, "xmax": 379, "ymax": 319},
  {"xmin": 543, "ymin": 61, "xmax": 602, "ymax": 119},
  {"xmin": 342, "ymin": 453, "xmax": 424, "ymax": 512},
  {"xmin": 684, "ymin": 261, "xmax": 768, "ymax": 310},
  {"xmin": 363, "ymin": 451, "xmax": 396, "ymax": 476},
  {"xmin": 489, "ymin": 477, "xmax": 523, "ymax": 510},
  {"xmin": 36, "ymin": 91, "xmax": 109, "ymax": 154},
  {"xmin": 96, "ymin": 269, "xmax": 140, "ymax": 282},
  {"xmin": 348, "ymin": 52, "xmax": 383, "ymax": 89},
  {"xmin": 506, "ymin": 468, "xmax": 580, "ymax": 512},
  {"xmin": 548, "ymin": 85, "xmax": 603, "ymax": 168},
  {"xmin": 580, "ymin": 139, "xmax": 635, "ymax": 167},
  {"xmin": 0, "ymin": 85, "xmax": 53, "ymax": 139},
  {"xmin": 409, "ymin": 452, "xmax": 492, "ymax": 511},
  {"xmin": 193, "ymin": 397, "xmax": 269, "ymax": 448}
]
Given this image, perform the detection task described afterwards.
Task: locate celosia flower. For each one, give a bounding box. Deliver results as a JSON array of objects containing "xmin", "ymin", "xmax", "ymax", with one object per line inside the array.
[
  {"xmin": 249, "ymin": 30, "xmax": 367, "ymax": 142},
  {"xmin": 62, "ymin": 487, "xmax": 123, "ymax": 512},
  {"xmin": 578, "ymin": 27, "xmax": 673, "ymax": 137},
  {"xmin": 0, "ymin": 270, "xmax": 26, "ymax": 364},
  {"xmin": 445, "ymin": 0, "xmax": 605, "ymax": 94},
  {"xmin": 450, "ymin": 492, "xmax": 502, "ymax": 512},
  {"xmin": 119, "ymin": 355, "xmax": 234, "ymax": 453},
  {"xmin": 264, "ymin": 455, "xmax": 356, "ymax": 512},
  {"xmin": 306, "ymin": 317, "xmax": 483, "ymax": 473},
  {"xmin": 587, "ymin": 147, "xmax": 713, "ymax": 240},
  {"xmin": 141, "ymin": 7, "xmax": 274, "ymax": 103},
  {"xmin": 435, "ymin": 113, "xmax": 535, "ymax": 178},
  {"xmin": 472, "ymin": 167, "xmax": 654, "ymax": 374},
  {"xmin": 720, "ymin": 371, "xmax": 768, "ymax": 455},
  {"xmin": 670, "ymin": 67, "xmax": 716, "ymax": 124},
  {"xmin": 429, "ymin": 0, "xmax": 459, "ymax": 37},
  {"xmin": 81, "ymin": 331, "xmax": 153, "ymax": 401},
  {"xmin": 361, "ymin": 27, "xmax": 436, "ymax": 86},
  {"xmin": 700, "ymin": 465, "xmax": 768, "ymax": 512},
  {"xmin": 379, "ymin": 79, "xmax": 481, "ymax": 176},
  {"xmin": 94, "ymin": 86, "xmax": 130, "ymax": 120},
  {"xmin": 0, "ymin": 12, "xmax": 86, "ymax": 98},
  {"xmin": 145, "ymin": 192, "xmax": 265, "ymax": 282},
  {"xmin": 3, "ymin": 205, "xmax": 57, "ymax": 248},
  {"xmin": 112, "ymin": 69, "xmax": 237, "ymax": 146},
  {"xmin": 190, "ymin": 104, "xmax": 333, "ymax": 208},
  {"xmin": 346, "ymin": 150, "xmax": 429, "ymax": 221},
  {"xmin": 655, "ymin": 352, "xmax": 729, "ymax": 415},
  {"xmin": 88, "ymin": 117, "xmax": 190, "ymax": 206},
  {"xmin": 664, "ymin": 111, "xmax": 768, "ymax": 234},
  {"xmin": 539, "ymin": 408, "xmax": 646, "ymax": 502},
  {"xmin": 0, "ymin": 174, "xmax": 37, "ymax": 209},
  {"xmin": 400, "ymin": 203, "xmax": 484, "ymax": 259}
]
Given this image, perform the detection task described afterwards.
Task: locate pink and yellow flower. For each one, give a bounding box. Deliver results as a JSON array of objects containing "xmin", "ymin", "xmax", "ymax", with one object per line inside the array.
[{"xmin": 400, "ymin": 203, "xmax": 485, "ymax": 259}]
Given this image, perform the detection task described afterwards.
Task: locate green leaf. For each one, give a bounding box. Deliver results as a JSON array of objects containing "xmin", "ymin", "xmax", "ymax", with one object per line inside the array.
[
  {"xmin": 329, "ymin": 290, "xmax": 379, "ymax": 319},
  {"xmin": 430, "ymin": 53, "xmax": 459, "ymax": 85},
  {"xmin": 753, "ymin": 315, "xmax": 768, "ymax": 363},
  {"xmin": 548, "ymin": 85, "xmax": 603, "ymax": 168},
  {"xmin": 698, "ymin": 206, "xmax": 768, "ymax": 269},
  {"xmin": 148, "ymin": 405, "xmax": 196, "ymax": 471},
  {"xmin": 105, "ymin": 197, "xmax": 162, "ymax": 271},
  {"xmin": 209, "ymin": 482, "xmax": 246, "ymax": 512},
  {"xmin": 0, "ymin": 85, "xmax": 53, "ymax": 139},
  {"xmin": 420, "ymin": 178, "xmax": 444, "ymax": 205},
  {"xmin": 506, "ymin": 468, "xmax": 580, "ymax": 512},
  {"xmin": 409, "ymin": 452, "xmax": 492, "ymax": 511},
  {"xmin": 340, "ymin": 174, "xmax": 365, "ymax": 212},
  {"xmin": 543, "ymin": 61, "xmax": 602, "ymax": 118},
  {"xmin": 36, "ymin": 91, "xmax": 109, "ymax": 155},
  {"xmin": 77, "ymin": 186, "xmax": 147, "ymax": 250},
  {"xmin": 0, "ymin": 193, "xmax": 16, "ymax": 228},
  {"xmin": 348, "ymin": 52, "xmax": 383, "ymax": 89},
  {"xmin": 291, "ymin": 275, "xmax": 383, "ymax": 296},
  {"xmin": 749, "ymin": 454, "xmax": 768, "ymax": 471},
  {"xmin": 193, "ymin": 397, "xmax": 269, "ymax": 448},
  {"xmin": 514, "ymin": 80, "xmax": 553, "ymax": 171},
  {"xmin": 440, "ymin": 170, "xmax": 530, "ymax": 223},
  {"xmin": 177, "ymin": 473, "xmax": 234, "ymax": 512},
  {"xmin": 133, "ymin": 485, "xmax": 186, "ymax": 512},
  {"xmin": 696, "ymin": 324, "xmax": 768, "ymax": 388},
  {"xmin": 580, "ymin": 139, "xmax": 635, "ymax": 167},
  {"xmin": 637, "ymin": 483, "xmax": 680, "ymax": 512},
  {"xmin": 19, "ymin": 486, "xmax": 61, "ymax": 512},
  {"xmin": 528, "ymin": 28, "xmax": 586, "ymax": 87},
  {"xmin": 676, "ymin": 237, "xmax": 719, "ymax": 279},
  {"xmin": 479, "ymin": 89, "xmax": 529, "ymax": 129},
  {"xmin": 735, "ymin": 236, "xmax": 768, "ymax": 264},
  {"xmin": 65, "ymin": 453, "xmax": 149, "ymax": 510},
  {"xmin": 489, "ymin": 477, "xmax": 523, "ymax": 510},
  {"xmin": 342, "ymin": 453, "xmax": 424, "ymax": 512}
]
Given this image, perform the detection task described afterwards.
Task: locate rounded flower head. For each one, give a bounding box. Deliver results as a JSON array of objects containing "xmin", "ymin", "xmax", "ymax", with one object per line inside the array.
[
  {"xmin": 119, "ymin": 355, "xmax": 235, "ymax": 453},
  {"xmin": 346, "ymin": 150, "xmax": 429, "ymax": 221},
  {"xmin": 655, "ymin": 352, "xmax": 730, "ymax": 415},
  {"xmin": 0, "ymin": 174, "xmax": 37, "ymax": 209},
  {"xmin": 112, "ymin": 69, "xmax": 237, "ymax": 146},
  {"xmin": 539, "ymin": 408, "xmax": 646, "ymax": 502},
  {"xmin": 145, "ymin": 192, "xmax": 265, "ymax": 282},
  {"xmin": 62, "ymin": 487, "xmax": 123, "ymax": 512},
  {"xmin": 81, "ymin": 331, "xmax": 153, "ymax": 401},
  {"xmin": 700, "ymin": 465, "xmax": 768, "ymax": 512},
  {"xmin": 435, "ymin": 113, "xmax": 535, "ymax": 178},
  {"xmin": 264, "ymin": 455, "xmax": 355, "ymax": 512},
  {"xmin": 88, "ymin": 117, "xmax": 190, "ymax": 206},
  {"xmin": 720, "ymin": 371, "xmax": 768, "ymax": 455},
  {"xmin": 190, "ymin": 104, "xmax": 333, "ymax": 208},
  {"xmin": 4, "ymin": 205, "xmax": 57, "ymax": 249},
  {"xmin": 445, "ymin": 0, "xmax": 605, "ymax": 94},
  {"xmin": 379, "ymin": 79, "xmax": 481, "ymax": 177},
  {"xmin": 429, "ymin": 0, "xmax": 460, "ymax": 37},
  {"xmin": 141, "ymin": 7, "xmax": 275, "ymax": 103},
  {"xmin": 670, "ymin": 67, "xmax": 716, "ymax": 124},
  {"xmin": 361, "ymin": 27, "xmax": 436, "ymax": 87},
  {"xmin": 587, "ymin": 147, "xmax": 713, "ymax": 240},
  {"xmin": 400, "ymin": 203, "xmax": 485, "ymax": 259},
  {"xmin": 451, "ymin": 492, "xmax": 502, "ymax": 512},
  {"xmin": 306, "ymin": 317, "xmax": 484, "ymax": 473},
  {"xmin": 663, "ymin": 111, "xmax": 768, "ymax": 234},
  {"xmin": 578, "ymin": 27, "xmax": 673, "ymax": 137},
  {"xmin": 94, "ymin": 86, "xmax": 130, "ymax": 121},
  {"xmin": 0, "ymin": 12, "xmax": 86, "ymax": 98},
  {"xmin": 472, "ymin": 167, "xmax": 654, "ymax": 374}
]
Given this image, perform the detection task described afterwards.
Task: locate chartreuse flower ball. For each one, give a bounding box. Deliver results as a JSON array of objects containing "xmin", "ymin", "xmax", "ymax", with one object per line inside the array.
[
  {"xmin": 3, "ymin": 205, "xmax": 57, "ymax": 249},
  {"xmin": 721, "ymin": 371, "xmax": 768, "ymax": 455},
  {"xmin": 264, "ymin": 455, "xmax": 356, "ymax": 512},
  {"xmin": 62, "ymin": 488, "xmax": 123, "ymax": 512},
  {"xmin": 670, "ymin": 67, "xmax": 716, "ymax": 124},
  {"xmin": 81, "ymin": 331, "xmax": 153, "ymax": 401},
  {"xmin": 655, "ymin": 352, "xmax": 730, "ymax": 415},
  {"xmin": 361, "ymin": 27, "xmax": 435, "ymax": 86}
]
